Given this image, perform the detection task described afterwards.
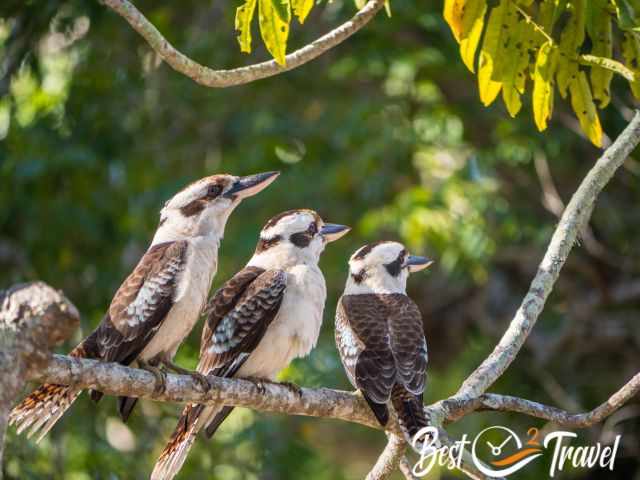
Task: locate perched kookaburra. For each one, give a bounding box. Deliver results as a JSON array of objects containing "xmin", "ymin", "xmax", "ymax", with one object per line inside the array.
[
  {"xmin": 151, "ymin": 209, "xmax": 350, "ymax": 480},
  {"xmin": 9, "ymin": 171, "xmax": 279, "ymax": 441},
  {"xmin": 335, "ymin": 241, "xmax": 433, "ymax": 447}
]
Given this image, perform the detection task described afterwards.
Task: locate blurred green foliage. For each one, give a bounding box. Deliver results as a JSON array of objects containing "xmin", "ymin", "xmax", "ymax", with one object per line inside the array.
[{"xmin": 1, "ymin": 1, "xmax": 639, "ymax": 479}]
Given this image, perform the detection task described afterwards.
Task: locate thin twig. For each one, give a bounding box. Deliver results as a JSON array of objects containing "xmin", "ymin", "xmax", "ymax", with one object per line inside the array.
[{"xmin": 101, "ymin": 0, "xmax": 385, "ymax": 88}]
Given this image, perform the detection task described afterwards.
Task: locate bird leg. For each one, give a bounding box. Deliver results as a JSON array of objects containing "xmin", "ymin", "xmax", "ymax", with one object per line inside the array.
[
  {"xmin": 279, "ymin": 381, "xmax": 303, "ymax": 398},
  {"xmin": 157, "ymin": 356, "xmax": 211, "ymax": 393},
  {"xmin": 241, "ymin": 376, "xmax": 267, "ymax": 395},
  {"xmin": 138, "ymin": 359, "xmax": 167, "ymax": 395}
]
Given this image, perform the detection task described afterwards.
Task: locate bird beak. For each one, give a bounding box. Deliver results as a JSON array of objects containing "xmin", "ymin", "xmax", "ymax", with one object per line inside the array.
[
  {"xmin": 320, "ymin": 223, "xmax": 351, "ymax": 242},
  {"xmin": 224, "ymin": 171, "xmax": 280, "ymax": 199},
  {"xmin": 402, "ymin": 255, "xmax": 434, "ymax": 273}
]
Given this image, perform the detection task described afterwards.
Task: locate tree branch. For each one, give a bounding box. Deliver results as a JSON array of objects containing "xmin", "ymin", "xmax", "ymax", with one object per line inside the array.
[
  {"xmin": 0, "ymin": 282, "xmax": 79, "ymax": 477},
  {"xmin": 30, "ymin": 354, "xmax": 386, "ymax": 432},
  {"xmin": 101, "ymin": 0, "xmax": 385, "ymax": 88},
  {"xmin": 447, "ymin": 112, "xmax": 640, "ymax": 406},
  {"xmin": 476, "ymin": 374, "xmax": 640, "ymax": 428}
]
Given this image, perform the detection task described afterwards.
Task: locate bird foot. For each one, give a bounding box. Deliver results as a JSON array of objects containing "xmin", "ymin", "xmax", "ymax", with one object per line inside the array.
[
  {"xmin": 138, "ymin": 360, "xmax": 167, "ymax": 396},
  {"xmin": 156, "ymin": 358, "xmax": 210, "ymax": 393},
  {"xmin": 280, "ymin": 381, "xmax": 303, "ymax": 398},
  {"xmin": 243, "ymin": 376, "xmax": 267, "ymax": 395}
]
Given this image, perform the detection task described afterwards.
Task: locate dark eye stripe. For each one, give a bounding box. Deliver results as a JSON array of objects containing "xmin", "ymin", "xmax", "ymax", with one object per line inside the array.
[
  {"xmin": 290, "ymin": 232, "xmax": 312, "ymax": 248},
  {"xmin": 180, "ymin": 198, "xmax": 207, "ymax": 217},
  {"xmin": 384, "ymin": 249, "xmax": 406, "ymax": 277}
]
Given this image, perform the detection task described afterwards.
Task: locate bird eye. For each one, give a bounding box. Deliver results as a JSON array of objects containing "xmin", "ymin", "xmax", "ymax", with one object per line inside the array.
[
  {"xmin": 308, "ymin": 223, "xmax": 318, "ymax": 235},
  {"xmin": 206, "ymin": 184, "xmax": 223, "ymax": 198}
]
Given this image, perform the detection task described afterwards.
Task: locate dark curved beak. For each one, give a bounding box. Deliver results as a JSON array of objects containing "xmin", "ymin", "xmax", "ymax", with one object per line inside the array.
[
  {"xmin": 224, "ymin": 171, "xmax": 280, "ymax": 199},
  {"xmin": 402, "ymin": 255, "xmax": 433, "ymax": 273},
  {"xmin": 320, "ymin": 223, "xmax": 350, "ymax": 242}
]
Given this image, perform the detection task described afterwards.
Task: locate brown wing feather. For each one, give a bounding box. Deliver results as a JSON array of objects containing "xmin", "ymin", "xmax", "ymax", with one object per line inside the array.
[
  {"xmin": 338, "ymin": 295, "xmax": 397, "ymax": 404},
  {"xmin": 198, "ymin": 268, "xmax": 287, "ymax": 377},
  {"xmin": 199, "ymin": 266, "xmax": 265, "ymax": 358},
  {"xmin": 94, "ymin": 241, "xmax": 187, "ymax": 363},
  {"xmin": 388, "ymin": 294, "xmax": 428, "ymax": 395}
]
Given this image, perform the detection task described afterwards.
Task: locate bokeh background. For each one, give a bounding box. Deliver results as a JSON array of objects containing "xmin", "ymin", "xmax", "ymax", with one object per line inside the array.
[{"xmin": 1, "ymin": 1, "xmax": 639, "ymax": 479}]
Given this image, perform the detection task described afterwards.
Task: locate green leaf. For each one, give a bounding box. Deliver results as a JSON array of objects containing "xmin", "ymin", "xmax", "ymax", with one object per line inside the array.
[
  {"xmin": 588, "ymin": 1, "xmax": 614, "ymax": 107},
  {"xmin": 477, "ymin": 0, "xmax": 508, "ymax": 105},
  {"xmin": 569, "ymin": 71, "xmax": 603, "ymax": 147},
  {"xmin": 622, "ymin": 31, "xmax": 640, "ymax": 97},
  {"xmin": 501, "ymin": 13, "xmax": 534, "ymax": 117},
  {"xmin": 580, "ymin": 55, "xmax": 635, "ymax": 82},
  {"xmin": 556, "ymin": 0, "xmax": 585, "ymax": 98},
  {"xmin": 259, "ymin": 0, "xmax": 290, "ymax": 66},
  {"xmin": 614, "ymin": 0, "xmax": 639, "ymax": 30},
  {"xmin": 271, "ymin": 0, "xmax": 292, "ymax": 23},
  {"xmin": 532, "ymin": 42, "xmax": 558, "ymax": 131},
  {"xmin": 291, "ymin": 0, "xmax": 314, "ymax": 24},
  {"xmin": 235, "ymin": 0, "xmax": 258, "ymax": 53}
]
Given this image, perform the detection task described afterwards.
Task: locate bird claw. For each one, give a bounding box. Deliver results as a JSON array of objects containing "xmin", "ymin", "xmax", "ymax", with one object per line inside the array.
[
  {"xmin": 244, "ymin": 376, "xmax": 267, "ymax": 394},
  {"xmin": 191, "ymin": 372, "xmax": 211, "ymax": 393},
  {"xmin": 139, "ymin": 360, "xmax": 167, "ymax": 396},
  {"xmin": 280, "ymin": 381, "xmax": 303, "ymax": 398}
]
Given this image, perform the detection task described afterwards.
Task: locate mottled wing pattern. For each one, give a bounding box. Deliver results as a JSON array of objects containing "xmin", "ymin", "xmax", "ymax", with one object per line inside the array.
[
  {"xmin": 335, "ymin": 297, "xmax": 364, "ymax": 388},
  {"xmin": 388, "ymin": 294, "xmax": 427, "ymax": 395},
  {"xmin": 95, "ymin": 241, "xmax": 188, "ymax": 363},
  {"xmin": 339, "ymin": 295, "xmax": 397, "ymax": 404},
  {"xmin": 197, "ymin": 268, "xmax": 287, "ymax": 377},
  {"xmin": 151, "ymin": 269, "xmax": 287, "ymax": 480},
  {"xmin": 199, "ymin": 266, "xmax": 265, "ymax": 358}
]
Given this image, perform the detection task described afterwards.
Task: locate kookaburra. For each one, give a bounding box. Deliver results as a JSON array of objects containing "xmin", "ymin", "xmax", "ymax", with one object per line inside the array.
[
  {"xmin": 9, "ymin": 171, "xmax": 279, "ymax": 441},
  {"xmin": 335, "ymin": 241, "xmax": 433, "ymax": 447},
  {"xmin": 151, "ymin": 209, "xmax": 350, "ymax": 480}
]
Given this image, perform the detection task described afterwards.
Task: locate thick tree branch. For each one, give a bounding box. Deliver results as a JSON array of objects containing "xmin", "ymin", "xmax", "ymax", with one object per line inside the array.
[
  {"xmin": 101, "ymin": 0, "xmax": 385, "ymax": 88},
  {"xmin": 0, "ymin": 282, "xmax": 79, "ymax": 478},
  {"xmin": 31, "ymin": 354, "xmax": 386, "ymax": 432},
  {"xmin": 448, "ymin": 112, "xmax": 640, "ymax": 405}
]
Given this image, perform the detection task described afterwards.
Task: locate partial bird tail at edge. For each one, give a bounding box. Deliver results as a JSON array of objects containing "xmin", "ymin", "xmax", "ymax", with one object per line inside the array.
[
  {"xmin": 9, "ymin": 383, "xmax": 81, "ymax": 443},
  {"xmin": 8, "ymin": 341, "xmax": 92, "ymax": 442},
  {"xmin": 150, "ymin": 404, "xmax": 220, "ymax": 480}
]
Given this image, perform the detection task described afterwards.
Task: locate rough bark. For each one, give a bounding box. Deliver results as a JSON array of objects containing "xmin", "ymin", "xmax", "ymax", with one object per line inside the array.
[
  {"xmin": 101, "ymin": 0, "xmax": 385, "ymax": 88},
  {"xmin": 0, "ymin": 282, "xmax": 79, "ymax": 477}
]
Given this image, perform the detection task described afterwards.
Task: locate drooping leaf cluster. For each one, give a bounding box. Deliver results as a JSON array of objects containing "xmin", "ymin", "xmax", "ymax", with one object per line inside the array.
[
  {"xmin": 235, "ymin": 0, "xmax": 315, "ymax": 65},
  {"xmin": 444, "ymin": 0, "xmax": 640, "ymax": 146}
]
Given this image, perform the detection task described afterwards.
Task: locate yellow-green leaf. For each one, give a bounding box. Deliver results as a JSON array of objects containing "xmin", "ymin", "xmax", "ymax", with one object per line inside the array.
[
  {"xmin": 589, "ymin": 3, "xmax": 613, "ymax": 108},
  {"xmin": 292, "ymin": 0, "xmax": 314, "ymax": 24},
  {"xmin": 259, "ymin": 0, "xmax": 290, "ymax": 66},
  {"xmin": 477, "ymin": 0, "xmax": 508, "ymax": 105},
  {"xmin": 501, "ymin": 13, "xmax": 533, "ymax": 117},
  {"xmin": 533, "ymin": 42, "xmax": 558, "ymax": 131},
  {"xmin": 235, "ymin": 0, "xmax": 258, "ymax": 53},
  {"xmin": 580, "ymin": 55, "xmax": 635, "ymax": 82},
  {"xmin": 622, "ymin": 31, "xmax": 640, "ymax": 97},
  {"xmin": 384, "ymin": 0, "xmax": 392, "ymax": 17},
  {"xmin": 569, "ymin": 71, "xmax": 603, "ymax": 147},
  {"xmin": 556, "ymin": 0, "xmax": 585, "ymax": 98},
  {"xmin": 459, "ymin": 0, "xmax": 487, "ymax": 72},
  {"xmin": 444, "ymin": 0, "xmax": 466, "ymax": 41}
]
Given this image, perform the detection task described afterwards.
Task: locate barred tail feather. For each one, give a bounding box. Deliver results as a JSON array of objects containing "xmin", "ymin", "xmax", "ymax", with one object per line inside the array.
[
  {"xmin": 151, "ymin": 404, "xmax": 220, "ymax": 480},
  {"xmin": 391, "ymin": 385, "xmax": 432, "ymax": 453},
  {"xmin": 9, "ymin": 383, "xmax": 81, "ymax": 443}
]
